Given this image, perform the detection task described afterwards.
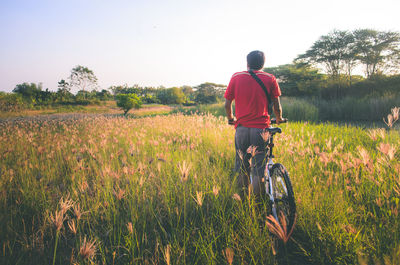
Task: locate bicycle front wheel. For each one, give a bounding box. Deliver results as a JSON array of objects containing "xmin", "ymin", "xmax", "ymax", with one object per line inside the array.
[{"xmin": 269, "ymin": 163, "xmax": 296, "ymax": 234}]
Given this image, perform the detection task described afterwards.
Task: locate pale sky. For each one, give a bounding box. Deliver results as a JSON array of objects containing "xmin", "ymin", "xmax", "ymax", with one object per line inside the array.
[{"xmin": 1, "ymin": 0, "xmax": 399, "ymax": 92}]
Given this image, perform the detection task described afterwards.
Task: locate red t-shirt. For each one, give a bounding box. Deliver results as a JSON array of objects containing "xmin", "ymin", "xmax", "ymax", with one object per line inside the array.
[{"xmin": 224, "ymin": 70, "xmax": 281, "ymax": 129}]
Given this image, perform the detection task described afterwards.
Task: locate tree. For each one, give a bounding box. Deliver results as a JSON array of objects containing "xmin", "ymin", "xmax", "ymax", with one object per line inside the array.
[
  {"xmin": 296, "ymin": 30, "xmax": 356, "ymax": 79},
  {"xmin": 116, "ymin": 93, "xmax": 142, "ymax": 115},
  {"xmin": 353, "ymin": 29, "xmax": 400, "ymax": 78},
  {"xmin": 57, "ymin": 79, "xmax": 72, "ymax": 102},
  {"xmin": 0, "ymin": 92, "xmax": 25, "ymax": 111},
  {"xmin": 194, "ymin": 83, "xmax": 226, "ymax": 104},
  {"xmin": 13, "ymin": 82, "xmax": 42, "ymax": 103},
  {"xmin": 181, "ymin": 85, "xmax": 194, "ymax": 99},
  {"xmin": 69, "ymin": 65, "xmax": 98, "ymax": 93},
  {"xmin": 156, "ymin": 87, "xmax": 186, "ymax": 104},
  {"xmin": 96, "ymin": 89, "xmax": 112, "ymax": 101},
  {"xmin": 264, "ymin": 64, "xmax": 325, "ymax": 96}
]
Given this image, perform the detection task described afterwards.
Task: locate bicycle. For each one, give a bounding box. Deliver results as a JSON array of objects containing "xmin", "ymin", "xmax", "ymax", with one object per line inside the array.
[{"xmin": 249, "ymin": 118, "xmax": 296, "ymax": 253}]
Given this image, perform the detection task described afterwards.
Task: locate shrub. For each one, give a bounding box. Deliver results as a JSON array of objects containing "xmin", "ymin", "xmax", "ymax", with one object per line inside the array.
[
  {"xmin": 116, "ymin": 93, "xmax": 142, "ymax": 115},
  {"xmin": 0, "ymin": 93, "xmax": 26, "ymax": 112}
]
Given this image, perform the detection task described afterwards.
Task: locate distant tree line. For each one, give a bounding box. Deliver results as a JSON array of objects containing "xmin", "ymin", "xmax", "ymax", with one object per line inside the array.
[
  {"xmin": 265, "ymin": 29, "xmax": 400, "ymax": 100},
  {"xmin": 112, "ymin": 82, "xmax": 227, "ymax": 115},
  {"xmin": 110, "ymin": 82, "xmax": 226, "ymax": 105},
  {"xmin": 1, "ymin": 64, "xmax": 226, "ymax": 112}
]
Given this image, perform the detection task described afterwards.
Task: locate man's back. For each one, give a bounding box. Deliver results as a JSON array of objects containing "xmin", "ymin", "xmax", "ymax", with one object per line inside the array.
[{"xmin": 224, "ymin": 70, "xmax": 281, "ymax": 129}]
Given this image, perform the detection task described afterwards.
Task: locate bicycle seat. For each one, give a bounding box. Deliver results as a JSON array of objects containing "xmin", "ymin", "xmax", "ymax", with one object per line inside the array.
[{"xmin": 267, "ymin": 127, "xmax": 282, "ymax": 134}]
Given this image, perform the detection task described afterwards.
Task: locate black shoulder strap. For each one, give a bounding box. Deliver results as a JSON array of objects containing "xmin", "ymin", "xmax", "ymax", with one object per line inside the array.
[{"xmin": 248, "ymin": 70, "xmax": 272, "ymax": 105}]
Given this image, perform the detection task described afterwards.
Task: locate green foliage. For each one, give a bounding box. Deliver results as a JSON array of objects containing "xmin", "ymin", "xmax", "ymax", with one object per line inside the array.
[
  {"xmin": 108, "ymin": 83, "xmax": 226, "ymax": 106},
  {"xmin": 353, "ymin": 29, "xmax": 400, "ymax": 78},
  {"xmin": 56, "ymin": 79, "xmax": 73, "ymax": 102},
  {"xmin": 264, "ymin": 64, "xmax": 326, "ymax": 96},
  {"xmin": 5, "ymin": 66, "xmax": 110, "ymax": 112},
  {"xmin": 0, "ymin": 92, "xmax": 26, "ymax": 111},
  {"xmin": 297, "ymin": 29, "xmax": 400, "ymax": 79},
  {"xmin": 297, "ymin": 30, "xmax": 357, "ymax": 78},
  {"xmin": 12, "ymin": 82, "xmax": 56, "ymax": 106},
  {"xmin": 116, "ymin": 93, "xmax": 142, "ymax": 115},
  {"xmin": 156, "ymin": 87, "xmax": 186, "ymax": 105},
  {"xmin": 12, "ymin": 82, "xmax": 43, "ymax": 103},
  {"xmin": 194, "ymin": 83, "xmax": 225, "ymax": 104},
  {"xmin": 110, "ymin": 84, "xmax": 142, "ymax": 95}
]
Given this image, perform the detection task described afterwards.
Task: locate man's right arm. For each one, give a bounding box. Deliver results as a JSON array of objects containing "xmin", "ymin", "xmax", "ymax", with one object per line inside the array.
[
  {"xmin": 272, "ymin": 97, "xmax": 284, "ymax": 124},
  {"xmin": 225, "ymin": 99, "xmax": 235, "ymax": 125}
]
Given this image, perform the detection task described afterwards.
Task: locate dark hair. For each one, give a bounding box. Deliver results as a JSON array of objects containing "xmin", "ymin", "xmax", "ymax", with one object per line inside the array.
[{"xmin": 247, "ymin": 50, "xmax": 265, "ymax": 70}]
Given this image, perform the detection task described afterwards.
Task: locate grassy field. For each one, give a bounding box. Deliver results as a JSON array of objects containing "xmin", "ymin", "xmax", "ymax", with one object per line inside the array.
[
  {"xmin": 0, "ymin": 101, "xmax": 173, "ymax": 119},
  {"xmin": 1, "ymin": 113, "xmax": 399, "ymax": 264}
]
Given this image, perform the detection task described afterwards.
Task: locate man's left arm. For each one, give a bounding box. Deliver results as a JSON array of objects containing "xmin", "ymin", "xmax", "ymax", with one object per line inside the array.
[
  {"xmin": 272, "ymin": 97, "xmax": 283, "ymax": 124},
  {"xmin": 270, "ymin": 77, "xmax": 284, "ymax": 124}
]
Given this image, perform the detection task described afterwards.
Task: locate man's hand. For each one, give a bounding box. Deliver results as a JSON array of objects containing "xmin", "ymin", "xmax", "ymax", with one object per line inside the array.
[
  {"xmin": 275, "ymin": 116, "xmax": 284, "ymax": 125},
  {"xmin": 228, "ymin": 117, "xmax": 236, "ymax": 125}
]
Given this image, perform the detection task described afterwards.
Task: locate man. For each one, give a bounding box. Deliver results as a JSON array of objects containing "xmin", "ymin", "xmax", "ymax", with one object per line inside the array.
[{"xmin": 224, "ymin": 50, "xmax": 284, "ymax": 197}]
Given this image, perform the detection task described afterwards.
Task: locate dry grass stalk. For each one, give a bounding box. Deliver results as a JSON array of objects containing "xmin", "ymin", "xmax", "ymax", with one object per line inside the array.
[
  {"xmin": 367, "ymin": 128, "xmax": 384, "ymax": 141},
  {"xmin": 357, "ymin": 146, "xmax": 371, "ymax": 166},
  {"xmin": 113, "ymin": 187, "xmax": 125, "ymax": 200},
  {"xmin": 319, "ymin": 152, "xmax": 330, "ymax": 166},
  {"xmin": 177, "ymin": 160, "xmax": 191, "ymax": 182},
  {"xmin": 316, "ymin": 222, "xmax": 322, "ymax": 232},
  {"xmin": 383, "ymin": 107, "xmax": 400, "ymax": 128},
  {"xmin": 266, "ymin": 212, "xmax": 296, "ymax": 244},
  {"xmin": 49, "ymin": 210, "xmax": 65, "ymax": 231},
  {"xmin": 79, "ymin": 237, "xmax": 97, "ymax": 260},
  {"xmin": 212, "ymin": 185, "xmax": 220, "ymax": 196},
  {"xmin": 126, "ymin": 222, "xmax": 133, "ymax": 234},
  {"xmin": 237, "ymin": 149, "xmax": 244, "ymax": 161},
  {"xmin": 246, "ymin": 145, "xmax": 258, "ymax": 157},
  {"xmin": 232, "ymin": 193, "xmax": 241, "ymax": 201},
  {"xmin": 73, "ymin": 203, "xmax": 86, "ymax": 221},
  {"xmin": 393, "ymin": 107, "xmax": 400, "ymax": 121},
  {"xmin": 377, "ymin": 143, "xmax": 397, "ymax": 160},
  {"xmin": 194, "ymin": 191, "xmax": 204, "ymax": 206},
  {"xmin": 59, "ymin": 195, "xmax": 74, "ymax": 215},
  {"xmin": 342, "ymin": 224, "xmax": 357, "ymax": 234},
  {"xmin": 260, "ymin": 130, "xmax": 270, "ymax": 142},
  {"xmin": 163, "ymin": 244, "xmax": 171, "ymax": 265},
  {"xmin": 223, "ymin": 247, "xmax": 234, "ymax": 265},
  {"xmin": 68, "ymin": 219, "xmax": 77, "ymax": 234}
]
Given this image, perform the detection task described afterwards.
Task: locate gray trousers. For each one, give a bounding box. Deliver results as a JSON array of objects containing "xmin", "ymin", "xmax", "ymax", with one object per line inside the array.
[{"xmin": 235, "ymin": 126, "xmax": 267, "ymax": 196}]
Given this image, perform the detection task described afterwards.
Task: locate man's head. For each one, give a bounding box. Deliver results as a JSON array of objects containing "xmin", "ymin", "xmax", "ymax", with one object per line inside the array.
[{"xmin": 247, "ymin": 50, "xmax": 265, "ymax": 70}]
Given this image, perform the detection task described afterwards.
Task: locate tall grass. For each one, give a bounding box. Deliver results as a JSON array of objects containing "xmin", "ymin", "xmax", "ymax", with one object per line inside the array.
[
  {"xmin": 173, "ymin": 96, "xmax": 400, "ymax": 126},
  {"xmin": 1, "ymin": 114, "xmax": 399, "ymax": 264},
  {"xmin": 173, "ymin": 103, "xmax": 227, "ymax": 117},
  {"xmin": 281, "ymin": 97, "xmax": 319, "ymax": 122}
]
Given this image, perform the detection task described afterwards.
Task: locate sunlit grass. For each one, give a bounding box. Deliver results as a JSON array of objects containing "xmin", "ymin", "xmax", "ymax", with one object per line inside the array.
[
  {"xmin": 0, "ymin": 102, "xmax": 173, "ymax": 119},
  {"xmin": 0, "ymin": 113, "xmax": 399, "ymax": 264}
]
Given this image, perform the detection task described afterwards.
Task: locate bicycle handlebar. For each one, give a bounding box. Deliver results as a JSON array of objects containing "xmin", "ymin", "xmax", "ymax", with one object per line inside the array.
[
  {"xmin": 270, "ymin": 118, "xmax": 288, "ymax": 124},
  {"xmin": 227, "ymin": 118, "xmax": 288, "ymax": 126}
]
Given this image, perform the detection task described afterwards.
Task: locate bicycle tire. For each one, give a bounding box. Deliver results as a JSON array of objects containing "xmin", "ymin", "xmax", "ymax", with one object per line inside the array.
[{"xmin": 269, "ymin": 163, "xmax": 296, "ymax": 235}]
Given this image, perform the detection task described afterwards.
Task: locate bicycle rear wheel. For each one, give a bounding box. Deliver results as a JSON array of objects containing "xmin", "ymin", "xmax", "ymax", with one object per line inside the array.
[{"xmin": 269, "ymin": 163, "xmax": 296, "ymax": 236}]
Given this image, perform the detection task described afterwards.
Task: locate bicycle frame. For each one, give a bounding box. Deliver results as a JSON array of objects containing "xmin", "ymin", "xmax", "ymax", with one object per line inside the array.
[{"xmin": 264, "ymin": 131, "xmax": 288, "ymax": 223}]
